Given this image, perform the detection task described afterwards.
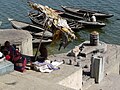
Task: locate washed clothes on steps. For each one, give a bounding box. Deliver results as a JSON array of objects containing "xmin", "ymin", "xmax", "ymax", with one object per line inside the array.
[{"xmin": 33, "ymin": 60, "xmax": 63, "ymax": 73}]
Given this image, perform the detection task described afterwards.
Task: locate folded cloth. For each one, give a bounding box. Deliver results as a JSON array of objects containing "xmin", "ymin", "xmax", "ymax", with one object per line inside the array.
[
  {"xmin": 51, "ymin": 61, "xmax": 63, "ymax": 67},
  {"xmin": 33, "ymin": 61, "xmax": 46, "ymax": 66}
]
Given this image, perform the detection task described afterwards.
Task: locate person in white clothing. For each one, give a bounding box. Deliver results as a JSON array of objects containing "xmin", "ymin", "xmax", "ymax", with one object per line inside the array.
[
  {"xmin": 0, "ymin": 52, "xmax": 5, "ymax": 62},
  {"xmin": 91, "ymin": 15, "xmax": 96, "ymax": 22}
]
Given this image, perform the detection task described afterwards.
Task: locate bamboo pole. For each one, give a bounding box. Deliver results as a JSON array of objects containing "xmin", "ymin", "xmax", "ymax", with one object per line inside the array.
[{"xmin": 34, "ymin": 17, "xmax": 48, "ymax": 61}]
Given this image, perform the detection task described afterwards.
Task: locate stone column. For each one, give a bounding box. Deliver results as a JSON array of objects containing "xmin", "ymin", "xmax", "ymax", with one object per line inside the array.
[
  {"xmin": 90, "ymin": 31, "xmax": 99, "ymax": 46},
  {"xmin": 90, "ymin": 54, "xmax": 105, "ymax": 83}
]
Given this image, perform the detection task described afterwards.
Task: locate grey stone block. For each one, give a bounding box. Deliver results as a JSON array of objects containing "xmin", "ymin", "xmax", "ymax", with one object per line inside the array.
[
  {"xmin": 0, "ymin": 60, "xmax": 14, "ymax": 75},
  {"xmin": 0, "ymin": 29, "xmax": 33, "ymax": 56},
  {"xmin": 90, "ymin": 54, "xmax": 105, "ymax": 83}
]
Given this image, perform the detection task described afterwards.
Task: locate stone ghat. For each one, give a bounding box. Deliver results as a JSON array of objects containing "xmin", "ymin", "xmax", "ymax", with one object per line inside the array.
[
  {"xmin": 0, "ymin": 63, "xmax": 82, "ymax": 90},
  {"xmin": 0, "ymin": 43, "xmax": 120, "ymax": 90},
  {"xmin": 48, "ymin": 42, "xmax": 120, "ymax": 89}
]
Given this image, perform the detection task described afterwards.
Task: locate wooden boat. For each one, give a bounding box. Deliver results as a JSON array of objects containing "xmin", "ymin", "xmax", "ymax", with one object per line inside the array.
[
  {"xmin": 0, "ymin": 21, "xmax": 2, "ymax": 26},
  {"xmin": 54, "ymin": 9, "xmax": 84, "ymax": 20},
  {"xmin": 78, "ymin": 20, "xmax": 106, "ymax": 28},
  {"xmin": 28, "ymin": 11, "xmax": 46, "ymax": 27},
  {"xmin": 31, "ymin": 31, "xmax": 53, "ymax": 39},
  {"xmin": 29, "ymin": 11, "xmax": 105, "ymax": 29},
  {"xmin": 62, "ymin": 6, "xmax": 114, "ymax": 19},
  {"xmin": 32, "ymin": 38, "xmax": 52, "ymax": 44},
  {"xmin": 28, "ymin": 11, "xmax": 83, "ymax": 32},
  {"xmin": 8, "ymin": 18, "xmax": 44, "ymax": 33},
  {"xmin": 32, "ymin": 38, "xmax": 52, "ymax": 48},
  {"xmin": 60, "ymin": 12, "xmax": 84, "ymax": 20},
  {"xmin": 8, "ymin": 18, "xmax": 53, "ymax": 39},
  {"xmin": 54, "ymin": 9, "xmax": 105, "ymax": 29}
]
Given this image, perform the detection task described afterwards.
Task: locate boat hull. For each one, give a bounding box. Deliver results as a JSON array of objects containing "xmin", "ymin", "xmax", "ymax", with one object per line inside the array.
[
  {"xmin": 62, "ymin": 6, "xmax": 113, "ymax": 19},
  {"xmin": 78, "ymin": 20, "xmax": 106, "ymax": 28},
  {"xmin": 8, "ymin": 19, "xmax": 53, "ymax": 39},
  {"xmin": 28, "ymin": 11, "xmax": 83, "ymax": 32}
]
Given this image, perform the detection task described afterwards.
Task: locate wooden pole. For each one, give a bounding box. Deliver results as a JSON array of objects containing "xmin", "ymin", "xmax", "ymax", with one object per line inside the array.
[
  {"xmin": 34, "ymin": 17, "xmax": 48, "ymax": 61},
  {"xmin": 34, "ymin": 29, "xmax": 47, "ymax": 61}
]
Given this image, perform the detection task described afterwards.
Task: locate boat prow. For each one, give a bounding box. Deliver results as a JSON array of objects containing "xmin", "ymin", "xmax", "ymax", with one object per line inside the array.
[
  {"xmin": 8, "ymin": 18, "xmax": 44, "ymax": 32},
  {"xmin": 8, "ymin": 18, "xmax": 53, "ymax": 39},
  {"xmin": 8, "ymin": 18, "xmax": 14, "ymax": 21}
]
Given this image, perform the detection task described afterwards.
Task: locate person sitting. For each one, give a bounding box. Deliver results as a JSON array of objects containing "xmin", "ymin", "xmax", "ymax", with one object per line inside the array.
[
  {"xmin": 4, "ymin": 41, "xmax": 16, "ymax": 62},
  {"xmin": 0, "ymin": 46, "xmax": 10, "ymax": 61},
  {"xmin": 83, "ymin": 13, "xmax": 91, "ymax": 21},
  {"xmin": 71, "ymin": 46, "xmax": 80, "ymax": 62},
  {"xmin": 13, "ymin": 50, "xmax": 26, "ymax": 72},
  {"xmin": 0, "ymin": 52, "xmax": 5, "ymax": 62},
  {"xmin": 91, "ymin": 15, "xmax": 96, "ymax": 22},
  {"xmin": 38, "ymin": 43, "xmax": 48, "ymax": 62}
]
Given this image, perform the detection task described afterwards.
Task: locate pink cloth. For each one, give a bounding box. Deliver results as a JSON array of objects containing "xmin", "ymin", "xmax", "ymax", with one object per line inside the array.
[{"xmin": 5, "ymin": 55, "xmax": 11, "ymax": 60}]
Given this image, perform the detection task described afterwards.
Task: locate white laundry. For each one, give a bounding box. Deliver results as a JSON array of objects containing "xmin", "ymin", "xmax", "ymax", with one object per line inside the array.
[
  {"xmin": 33, "ymin": 61, "xmax": 62, "ymax": 73},
  {"xmin": 57, "ymin": 18, "xmax": 70, "ymax": 29}
]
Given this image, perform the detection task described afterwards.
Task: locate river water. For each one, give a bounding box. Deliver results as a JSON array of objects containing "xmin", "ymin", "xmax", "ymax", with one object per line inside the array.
[{"xmin": 0, "ymin": 0, "xmax": 120, "ymax": 54}]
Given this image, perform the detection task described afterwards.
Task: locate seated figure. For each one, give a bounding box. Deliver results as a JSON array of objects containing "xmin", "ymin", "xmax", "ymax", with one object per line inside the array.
[
  {"xmin": 71, "ymin": 46, "xmax": 80, "ymax": 62},
  {"xmin": 91, "ymin": 15, "xmax": 96, "ymax": 22},
  {"xmin": 0, "ymin": 52, "xmax": 5, "ymax": 62},
  {"xmin": 38, "ymin": 43, "xmax": 48, "ymax": 62},
  {"xmin": 4, "ymin": 41, "xmax": 16, "ymax": 62}
]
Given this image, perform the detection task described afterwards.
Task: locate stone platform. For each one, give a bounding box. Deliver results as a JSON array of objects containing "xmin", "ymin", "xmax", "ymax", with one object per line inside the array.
[{"xmin": 0, "ymin": 64, "xmax": 82, "ymax": 90}]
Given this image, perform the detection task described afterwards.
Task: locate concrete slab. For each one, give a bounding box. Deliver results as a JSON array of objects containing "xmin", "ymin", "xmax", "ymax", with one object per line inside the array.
[
  {"xmin": 0, "ymin": 71, "xmax": 74, "ymax": 90},
  {"xmin": 0, "ymin": 43, "xmax": 119, "ymax": 90},
  {"xmin": 66, "ymin": 43, "xmax": 120, "ymax": 89},
  {"xmin": 86, "ymin": 74, "xmax": 120, "ymax": 90},
  {"xmin": 0, "ymin": 82, "xmax": 8, "ymax": 90},
  {"xmin": 24, "ymin": 64, "xmax": 82, "ymax": 90}
]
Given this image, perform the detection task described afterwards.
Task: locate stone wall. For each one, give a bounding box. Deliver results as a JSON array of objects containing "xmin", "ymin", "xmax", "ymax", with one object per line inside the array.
[
  {"xmin": 0, "ymin": 29, "xmax": 33, "ymax": 56},
  {"xmin": 59, "ymin": 67, "xmax": 82, "ymax": 90}
]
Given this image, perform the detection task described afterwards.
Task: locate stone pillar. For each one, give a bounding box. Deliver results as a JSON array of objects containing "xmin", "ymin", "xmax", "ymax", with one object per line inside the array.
[
  {"xmin": 90, "ymin": 55, "xmax": 95, "ymax": 78},
  {"xmin": 90, "ymin": 54, "xmax": 105, "ymax": 83}
]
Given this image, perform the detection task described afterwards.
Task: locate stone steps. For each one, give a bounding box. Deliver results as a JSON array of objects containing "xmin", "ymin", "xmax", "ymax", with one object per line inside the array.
[
  {"xmin": 82, "ymin": 77, "xmax": 95, "ymax": 90},
  {"xmin": 0, "ymin": 71, "xmax": 74, "ymax": 90}
]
